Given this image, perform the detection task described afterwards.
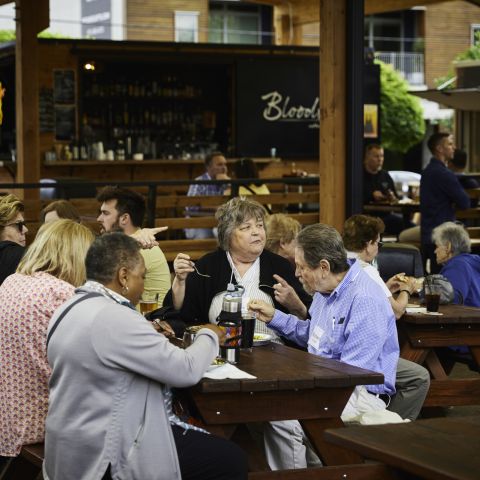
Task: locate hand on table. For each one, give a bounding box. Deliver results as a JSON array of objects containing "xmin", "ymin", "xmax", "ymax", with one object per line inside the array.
[{"xmin": 152, "ymin": 319, "xmax": 175, "ymax": 337}]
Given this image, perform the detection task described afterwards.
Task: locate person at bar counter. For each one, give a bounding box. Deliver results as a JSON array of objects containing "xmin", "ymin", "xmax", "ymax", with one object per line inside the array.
[
  {"xmin": 432, "ymin": 222, "xmax": 480, "ymax": 307},
  {"xmin": 43, "ymin": 233, "xmax": 247, "ymax": 480},
  {"xmin": 248, "ymin": 223, "xmax": 402, "ymax": 469},
  {"xmin": 165, "ymin": 197, "xmax": 311, "ymax": 340},
  {"xmin": 0, "ymin": 220, "xmax": 94, "ymax": 467},
  {"xmin": 363, "ymin": 143, "xmax": 413, "ymax": 236},
  {"xmin": 185, "ymin": 151, "xmax": 230, "ymax": 240},
  {"xmin": 420, "ymin": 132, "xmax": 470, "ymax": 274},
  {"xmin": 342, "ymin": 214, "xmax": 429, "ymax": 421},
  {"xmin": 0, "ymin": 194, "xmax": 28, "ymax": 285},
  {"xmin": 97, "ymin": 186, "xmax": 171, "ymax": 305}
]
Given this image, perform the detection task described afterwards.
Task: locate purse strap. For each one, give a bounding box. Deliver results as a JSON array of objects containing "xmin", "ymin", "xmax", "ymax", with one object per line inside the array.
[{"xmin": 46, "ymin": 292, "xmax": 103, "ymax": 349}]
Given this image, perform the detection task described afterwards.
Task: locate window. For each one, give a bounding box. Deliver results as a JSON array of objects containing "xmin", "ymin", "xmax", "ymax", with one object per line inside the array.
[
  {"xmin": 471, "ymin": 24, "xmax": 480, "ymax": 46},
  {"xmin": 209, "ymin": 2, "xmax": 261, "ymax": 45},
  {"xmin": 174, "ymin": 11, "xmax": 199, "ymax": 43}
]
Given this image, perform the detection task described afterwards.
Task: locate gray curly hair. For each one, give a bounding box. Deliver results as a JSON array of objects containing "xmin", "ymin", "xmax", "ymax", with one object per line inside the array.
[
  {"xmin": 216, "ymin": 197, "xmax": 267, "ymax": 251},
  {"xmin": 432, "ymin": 222, "xmax": 471, "ymax": 256}
]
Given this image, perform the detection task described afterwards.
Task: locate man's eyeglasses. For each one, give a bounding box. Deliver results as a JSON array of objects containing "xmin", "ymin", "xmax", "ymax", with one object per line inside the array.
[{"xmin": 1, "ymin": 221, "xmax": 27, "ymax": 232}]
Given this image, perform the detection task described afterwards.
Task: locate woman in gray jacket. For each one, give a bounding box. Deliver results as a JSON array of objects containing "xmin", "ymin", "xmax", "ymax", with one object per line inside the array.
[{"xmin": 43, "ymin": 233, "xmax": 247, "ymax": 480}]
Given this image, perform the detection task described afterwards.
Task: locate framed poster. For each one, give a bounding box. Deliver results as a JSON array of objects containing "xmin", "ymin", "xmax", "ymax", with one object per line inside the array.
[{"xmin": 364, "ymin": 104, "xmax": 378, "ymax": 138}]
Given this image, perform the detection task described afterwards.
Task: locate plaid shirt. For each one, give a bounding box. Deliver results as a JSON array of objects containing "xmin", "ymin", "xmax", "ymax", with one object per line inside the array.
[
  {"xmin": 268, "ymin": 260, "xmax": 399, "ymax": 395},
  {"xmin": 186, "ymin": 172, "xmax": 226, "ymax": 213}
]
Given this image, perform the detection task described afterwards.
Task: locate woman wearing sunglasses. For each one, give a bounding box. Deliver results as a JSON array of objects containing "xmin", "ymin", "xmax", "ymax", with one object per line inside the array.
[{"xmin": 0, "ymin": 194, "xmax": 28, "ymax": 285}]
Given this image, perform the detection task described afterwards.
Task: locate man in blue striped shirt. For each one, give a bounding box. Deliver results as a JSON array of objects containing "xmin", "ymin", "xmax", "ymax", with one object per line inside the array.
[{"xmin": 249, "ymin": 223, "xmax": 400, "ymax": 469}]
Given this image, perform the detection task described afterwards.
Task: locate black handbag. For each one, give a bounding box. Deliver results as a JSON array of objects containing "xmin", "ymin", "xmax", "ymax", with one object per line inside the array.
[{"xmin": 145, "ymin": 305, "xmax": 186, "ymax": 337}]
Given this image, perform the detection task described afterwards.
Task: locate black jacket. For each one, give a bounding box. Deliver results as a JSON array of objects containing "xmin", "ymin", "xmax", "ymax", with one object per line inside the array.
[
  {"xmin": 0, "ymin": 241, "xmax": 25, "ymax": 285},
  {"xmin": 164, "ymin": 248, "xmax": 311, "ymax": 325}
]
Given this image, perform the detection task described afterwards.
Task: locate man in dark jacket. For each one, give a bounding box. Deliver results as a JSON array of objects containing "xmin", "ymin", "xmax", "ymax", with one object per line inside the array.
[{"xmin": 420, "ymin": 133, "xmax": 470, "ymax": 273}]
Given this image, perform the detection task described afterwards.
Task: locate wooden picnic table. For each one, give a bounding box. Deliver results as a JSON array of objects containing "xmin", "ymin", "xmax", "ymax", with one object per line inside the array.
[
  {"xmin": 186, "ymin": 343, "xmax": 385, "ymax": 479},
  {"xmin": 325, "ymin": 416, "xmax": 480, "ymax": 480},
  {"xmin": 399, "ymin": 304, "xmax": 480, "ymax": 407}
]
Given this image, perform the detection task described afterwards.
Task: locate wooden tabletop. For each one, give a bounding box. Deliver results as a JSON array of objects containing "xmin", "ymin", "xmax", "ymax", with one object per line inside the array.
[
  {"xmin": 196, "ymin": 343, "xmax": 384, "ymax": 393},
  {"xmin": 402, "ymin": 304, "xmax": 480, "ymax": 325},
  {"xmin": 325, "ymin": 416, "xmax": 480, "ymax": 480}
]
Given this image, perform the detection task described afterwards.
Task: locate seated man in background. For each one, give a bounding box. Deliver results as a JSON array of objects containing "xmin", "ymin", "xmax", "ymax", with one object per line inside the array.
[
  {"xmin": 448, "ymin": 149, "xmax": 479, "ymax": 207},
  {"xmin": 249, "ymin": 223, "xmax": 401, "ymax": 469},
  {"xmin": 185, "ymin": 151, "xmax": 230, "ymax": 239},
  {"xmin": 97, "ymin": 186, "xmax": 171, "ymax": 305},
  {"xmin": 363, "ymin": 143, "xmax": 414, "ymax": 236}
]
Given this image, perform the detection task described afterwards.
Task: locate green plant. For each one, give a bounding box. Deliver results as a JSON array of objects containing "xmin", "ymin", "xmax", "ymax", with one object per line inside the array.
[
  {"xmin": 434, "ymin": 32, "xmax": 480, "ymax": 87},
  {"xmin": 0, "ymin": 29, "xmax": 69, "ymax": 43},
  {"xmin": 376, "ymin": 60, "xmax": 426, "ymax": 153}
]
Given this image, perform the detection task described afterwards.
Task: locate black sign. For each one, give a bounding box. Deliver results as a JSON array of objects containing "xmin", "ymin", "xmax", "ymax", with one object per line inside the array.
[
  {"xmin": 81, "ymin": 0, "xmax": 111, "ymax": 39},
  {"xmin": 235, "ymin": 57, "xmax": 319, "ymax": 158},
  {"xmin": 54, "ymin": 70, "xmax": 75, "ymax": 104},
  {"xmin": 39, "ymin": 87, "xmax": 54, "ymax": 133}
]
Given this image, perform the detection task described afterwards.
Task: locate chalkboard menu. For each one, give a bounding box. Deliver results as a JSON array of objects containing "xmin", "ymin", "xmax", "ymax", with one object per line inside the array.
[
  {"xmin": 39, "ymin": 87, "xmax": 54, "ymax": 133},
  {"xmin": 53, "ymin": 69, "xmax": 76, "ymax": 140},
  {"xmin": 235, "ymin": 57, "xmax": 319, "ymax": 158},
  {"xmin": 54, "ymin": 70, "xmax": 75, "ymax": 104}
]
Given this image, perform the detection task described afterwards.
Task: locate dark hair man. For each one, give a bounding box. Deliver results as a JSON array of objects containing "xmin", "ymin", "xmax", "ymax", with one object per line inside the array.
[
  {"xmin": 185, "ymin": 151, "xmax": 230, "ymax": 240},
  {"xmin": 363, "ymin": 144, "xmax": 413, "ymax": 236},
  {"xmin": 97, "ymin": 186, "xmax": 171, "ymax": 304},
  {"xmin": 420, "ymin": 133, "xmax": 470, "ymax": 273}
]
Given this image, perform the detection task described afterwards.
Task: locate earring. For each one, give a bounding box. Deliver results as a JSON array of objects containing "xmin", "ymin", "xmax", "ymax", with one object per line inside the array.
[{"xmin": 122, "ymin": 284, "xmax": 129, "ymax": 294}]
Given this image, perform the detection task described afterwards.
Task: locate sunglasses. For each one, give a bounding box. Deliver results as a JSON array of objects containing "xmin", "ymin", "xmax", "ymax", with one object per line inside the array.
[{"xmin": 2, "ymin": 221, "xmax": 27, "ymax": 232}]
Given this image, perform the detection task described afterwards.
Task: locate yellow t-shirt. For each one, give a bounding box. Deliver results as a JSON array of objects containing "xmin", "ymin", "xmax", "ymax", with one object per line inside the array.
[
  {"xmin": 140, "ymin": 246, "xmax": 171, "ymax": 305},
  {"xmin": 239, "ymin": 184, "xmax": 271, "ymax": 211}
]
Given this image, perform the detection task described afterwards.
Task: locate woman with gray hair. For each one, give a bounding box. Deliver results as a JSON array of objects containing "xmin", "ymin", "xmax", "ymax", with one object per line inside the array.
[
  {"xmin": 43, "ymin": 232, "xmax": 247, "ymax": 480},
  {"xmin": 432, "ymin": 221, "xmax": 480, "ymax": 306},
  {"xmin": 165, "ymin": 196, "xmax": 310, "ymax": 340}
]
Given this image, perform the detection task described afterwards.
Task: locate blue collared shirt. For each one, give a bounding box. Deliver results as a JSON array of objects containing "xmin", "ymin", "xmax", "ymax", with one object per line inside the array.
[
  {"xmin": 420, "ymin": 157, "xmax": 470, "ymax": 244},
  {"xmin": 268, "ymin": 260, "xmax": 398, "ymax": 394}
]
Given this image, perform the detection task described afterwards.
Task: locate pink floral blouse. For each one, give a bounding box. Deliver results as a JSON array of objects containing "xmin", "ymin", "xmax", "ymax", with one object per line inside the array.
[{"xmin": 0, "ymin": 272, "xmax": 74, "ymax": 456}]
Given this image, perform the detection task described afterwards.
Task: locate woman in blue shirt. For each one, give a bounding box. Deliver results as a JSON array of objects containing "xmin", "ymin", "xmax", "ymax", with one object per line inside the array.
[{"xmin": 432, "ymin": 222, "xmax": 480, "ymax": 307}]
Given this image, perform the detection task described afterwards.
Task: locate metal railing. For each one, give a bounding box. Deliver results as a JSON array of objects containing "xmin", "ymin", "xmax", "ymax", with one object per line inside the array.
[{"xmin": 374, "ymin": 51, "xmax": 425, "ymax": 86}]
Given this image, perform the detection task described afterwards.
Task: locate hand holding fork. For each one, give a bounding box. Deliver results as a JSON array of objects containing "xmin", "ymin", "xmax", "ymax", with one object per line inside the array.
[{"xmin": 173, "ymin": 253, "xmax": 211, "ymax": 282}]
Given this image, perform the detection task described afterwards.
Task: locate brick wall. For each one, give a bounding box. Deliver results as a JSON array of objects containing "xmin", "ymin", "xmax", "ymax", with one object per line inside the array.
[
  {"xmin": 126, "ymin": 0, "xmax": 209, "ymax": 42},
  {"xmin": 425, "ymin": 1, "xmax": 480, "ymax": 87}
]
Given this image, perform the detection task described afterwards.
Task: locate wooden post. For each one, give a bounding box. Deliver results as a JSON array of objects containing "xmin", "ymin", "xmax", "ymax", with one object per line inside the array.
[
  {"xmin": 319, "ymin": 0, "xmax": 346, "ymax": 230},
  {"xmin": 15, "ymin": 0, "xmax": 49, "ymax": 196}
]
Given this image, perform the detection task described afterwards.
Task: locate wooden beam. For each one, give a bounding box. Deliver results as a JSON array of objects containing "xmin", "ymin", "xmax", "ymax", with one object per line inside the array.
[
  {"xmin": 319, "ymin": 0, "xmax": 346, "ymax": 230},
  {"xmin": 15, "ymin": 0, "xmax": 49, "ymax": 194}
]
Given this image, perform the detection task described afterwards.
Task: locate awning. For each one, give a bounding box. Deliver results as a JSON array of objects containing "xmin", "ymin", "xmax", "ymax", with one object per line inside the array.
[{"xmin": 411, "ymin": 88, "xmax": 480, "ymax": 111}]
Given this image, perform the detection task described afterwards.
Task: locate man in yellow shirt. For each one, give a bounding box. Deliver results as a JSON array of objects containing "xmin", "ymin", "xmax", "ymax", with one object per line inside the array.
[{"xmin": 97, "ymin": 186, "xmax": 171, "ymax": 304}]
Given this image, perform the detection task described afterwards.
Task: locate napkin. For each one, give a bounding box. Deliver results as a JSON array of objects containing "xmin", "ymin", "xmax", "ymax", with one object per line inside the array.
[
  {"xmin": 203, "ymin": 363, "xmax": 256, "ymax": 380},
  {"xmin": 406, "ymin": 306, "xmax": 427, "ymax": 314}
]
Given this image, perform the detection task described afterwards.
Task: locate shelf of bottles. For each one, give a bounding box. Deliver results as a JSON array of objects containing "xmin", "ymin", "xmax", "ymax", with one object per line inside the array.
[{"xmin": 80, "ymin": 71, "xmax": 223, "ymax": 161}]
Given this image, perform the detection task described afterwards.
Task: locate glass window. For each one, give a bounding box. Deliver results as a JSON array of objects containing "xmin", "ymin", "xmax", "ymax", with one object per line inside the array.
[
  {"xmin": 472, "ymin": 24, "xmax": 480, "ymax": 46},
  {"xmin": 175, "ymin": 11, "xmax": 199, "ymax": 43}
]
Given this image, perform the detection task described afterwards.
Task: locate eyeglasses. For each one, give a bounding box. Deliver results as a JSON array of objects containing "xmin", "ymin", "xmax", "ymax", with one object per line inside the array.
[
  {"xmin": 376, "ymin": 240, "xmax": 384, "ymax": 248},
  {"xmin": 1, "ymin": 221, "xmax": 27, "ymax": 232}
]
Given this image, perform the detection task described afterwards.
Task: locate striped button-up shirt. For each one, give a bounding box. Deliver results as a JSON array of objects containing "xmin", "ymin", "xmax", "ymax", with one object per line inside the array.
[{"xmin": 268, "ymin": 260, "xmax": 399, "ymax": 395}]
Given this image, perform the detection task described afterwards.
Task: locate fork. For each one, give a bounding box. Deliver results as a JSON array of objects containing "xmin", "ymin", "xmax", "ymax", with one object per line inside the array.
[
  {"xmin": 192, "ymin": 263, "xmax": 211, "ymax": 278},
  {"xmin": 259, "ymin": 284, "xmax": 275, "ymax": 290}
]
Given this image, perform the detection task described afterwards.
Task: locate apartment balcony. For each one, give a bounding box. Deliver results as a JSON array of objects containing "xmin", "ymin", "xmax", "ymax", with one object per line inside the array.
[{"xmin": 374, "ymin": 51, "xmax": 425, "ymax": 86}]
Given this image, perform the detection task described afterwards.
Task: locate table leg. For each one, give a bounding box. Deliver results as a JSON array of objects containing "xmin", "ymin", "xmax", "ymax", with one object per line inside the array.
[{"xmin": 301, "ymin": 417, "xmax": 362, "ymax": 466}]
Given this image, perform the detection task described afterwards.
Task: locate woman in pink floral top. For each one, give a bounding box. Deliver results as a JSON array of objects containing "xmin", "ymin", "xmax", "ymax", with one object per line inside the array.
[{"xmin": 0, "ymin": 219, "xmax": 94, "ymax": 459}]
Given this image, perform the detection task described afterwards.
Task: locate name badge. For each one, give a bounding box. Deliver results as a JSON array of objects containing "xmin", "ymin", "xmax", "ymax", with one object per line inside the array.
[{"xmin": 308, "ymin": 325, "xmax": 325, "ymax": 350}]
